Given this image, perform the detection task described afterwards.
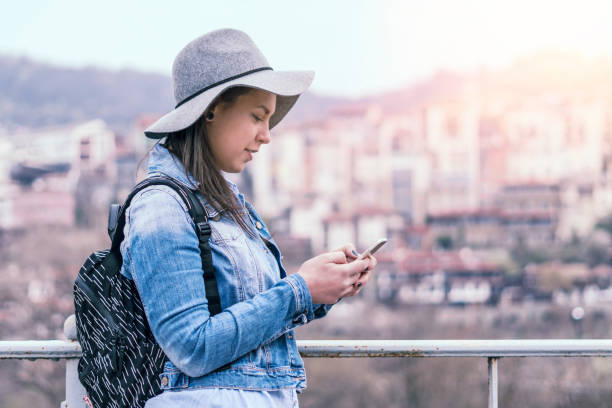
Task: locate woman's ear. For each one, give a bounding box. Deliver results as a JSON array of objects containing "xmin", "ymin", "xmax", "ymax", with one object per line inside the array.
[{"xmin": 205, "ymin": 102, "xmax": 220, "ymax": 122}]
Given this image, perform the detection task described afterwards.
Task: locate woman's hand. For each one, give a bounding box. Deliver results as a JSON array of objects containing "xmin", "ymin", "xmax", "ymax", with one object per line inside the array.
[
  {"xmin": 332, "ymin": 243, "xmax": 377, "ymax": 297},
  {"xmin": 296, "ymin": 243, "xmax": 377, "ymax": 304}
]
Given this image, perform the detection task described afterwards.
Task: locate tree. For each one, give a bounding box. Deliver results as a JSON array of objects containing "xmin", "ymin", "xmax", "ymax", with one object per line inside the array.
[{"xmin": 436, "ymin": 235, "xmax": 453, "ymax": 250}]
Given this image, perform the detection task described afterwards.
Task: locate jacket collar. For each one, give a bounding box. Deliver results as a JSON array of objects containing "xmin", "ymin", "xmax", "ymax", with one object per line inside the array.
[
  {"xmin": 146, "ymin": 142, "xmax": 243, "ymax": 218},
  {"xmin": 147, "ymin": 142, "xmax": 200, "ymax": 189}
]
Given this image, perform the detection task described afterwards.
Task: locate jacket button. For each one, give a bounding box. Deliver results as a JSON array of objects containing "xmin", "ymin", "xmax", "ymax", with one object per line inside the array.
[
  {"xmin": 293, "ymin": 314, "xmax": 307, "ymax": 325},
  {"xmin": 161, "ymin": 376, "xmax": 168, "ymax": 386},
  {"xmin": 255, "ymin": 221, "xmax": 263, "ymax": 230}
]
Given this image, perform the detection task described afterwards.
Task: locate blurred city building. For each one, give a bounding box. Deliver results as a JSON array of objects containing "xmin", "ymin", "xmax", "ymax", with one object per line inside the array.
[
  {"xmin": 0, "ymin": 119, "xmax": 115, "ymax": 230},
  {"xmin": 2, "ymin": 58, "xmax": 612, "ymax": 306},
  {"xmin": 374, "ymin": 249, "xmax": 504, "ymax": 305}
]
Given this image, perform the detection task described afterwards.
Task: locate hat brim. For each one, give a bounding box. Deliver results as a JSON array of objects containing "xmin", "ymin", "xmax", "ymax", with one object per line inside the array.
[{"xmin": 144, "ymin": 70, "xmax": 314, "ymax": 139}]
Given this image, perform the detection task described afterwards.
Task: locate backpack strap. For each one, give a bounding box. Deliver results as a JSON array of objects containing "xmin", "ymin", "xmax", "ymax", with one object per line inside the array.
[{"xmin": 110, "ymin": 174, "xmax": 222, "ymax": 316}]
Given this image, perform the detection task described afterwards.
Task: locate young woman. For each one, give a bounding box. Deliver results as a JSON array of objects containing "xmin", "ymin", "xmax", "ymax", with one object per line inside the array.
[{"xmin": 120, "ymin": 28, "xmax": 376, "ymax": 407}]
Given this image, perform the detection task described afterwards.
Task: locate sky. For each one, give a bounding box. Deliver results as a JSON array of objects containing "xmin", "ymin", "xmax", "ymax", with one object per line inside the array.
[{"xmin": 2, "ymin": 0, "xmax": 612, "ymax": 98}]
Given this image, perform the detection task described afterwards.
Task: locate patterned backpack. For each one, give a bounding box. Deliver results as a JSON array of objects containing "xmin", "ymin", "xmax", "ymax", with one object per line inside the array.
[{"xmin": 73, "ymin": 174, "xmax": 221, "ymax": 408}]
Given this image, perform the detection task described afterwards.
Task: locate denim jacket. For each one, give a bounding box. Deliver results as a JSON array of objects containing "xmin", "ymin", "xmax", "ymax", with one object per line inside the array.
[{"xmin": 119, "ymin": 143, "xmax": 332, "ymax": 393}]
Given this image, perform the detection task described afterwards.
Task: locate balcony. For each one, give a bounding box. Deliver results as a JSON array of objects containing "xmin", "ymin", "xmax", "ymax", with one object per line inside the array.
[{"xmin": 1, "ymin": 315, "xmax": 611, "ymax": 407}]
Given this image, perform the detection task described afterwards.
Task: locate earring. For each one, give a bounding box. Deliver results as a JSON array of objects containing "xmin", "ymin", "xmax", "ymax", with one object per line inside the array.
[{"xmin": 206, "ymin": 112, "xmax": 214, "ymax": 121}]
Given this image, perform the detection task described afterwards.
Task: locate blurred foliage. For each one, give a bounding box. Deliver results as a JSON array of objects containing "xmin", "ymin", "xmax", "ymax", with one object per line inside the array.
[
  {"xmin": 0, "ymin": 224, "xmax": 107, "ymax": 408},
  {"xmin": 509, "ymin": 216, "xmax": 612, "ymax": 273},
  {"xmin": 595, "ymin": 213, "xmax": 612, "ymax": 236},
  {"xmin": 536, "ymin": 263, "xmax": 589, "ymax": 292},
  {"xmin": 0, "ymin": 55, "xmax": 172, "ymax": 131},
  {"xmin": 500, "ymin": 259, "xmax": 522, "ymax": 279},
  {"xmin": 510, "ymin": 241, "xmax": 551, "ymax": 268},
  {"xmin": 435, "ymin": 235, "xmax": 453, "ymax": 250}
]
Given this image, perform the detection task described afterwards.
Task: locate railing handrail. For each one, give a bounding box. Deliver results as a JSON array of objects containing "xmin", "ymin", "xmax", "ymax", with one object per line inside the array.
[
  {"xmin": 3, "ymin": 338, "xmax": 612, "ymax": 359},
  {"xmin": 0, "ymin": 340, "xmax": 81, "ymax": 359},
  {"xmin": 297, "ymin": 339, "xmax": 612, "ymax": 357},
  {"xmin": 3, "ymin": 315, "xmax": 610, "ymax": 408}
]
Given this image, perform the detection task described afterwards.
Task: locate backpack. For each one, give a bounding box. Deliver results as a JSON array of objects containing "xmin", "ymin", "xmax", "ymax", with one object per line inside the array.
[{"xmin": 73, "ymin": 174, "xmax": 222, "ymax": 408}]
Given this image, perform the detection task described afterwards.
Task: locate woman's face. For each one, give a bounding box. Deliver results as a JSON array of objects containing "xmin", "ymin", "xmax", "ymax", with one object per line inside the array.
[{"xmin": 205, "ymin": 89, "xmax": 276, "ymax": 173}]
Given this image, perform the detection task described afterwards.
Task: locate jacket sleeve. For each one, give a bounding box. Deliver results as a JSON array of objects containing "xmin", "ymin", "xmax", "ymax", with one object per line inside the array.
[
  {"xmin": 123, "ymin": 187, "xmax": 314, "ymax": 378},
  {"xmin": 312, "ymin": 303, "xmax": 334, "ymax": 319}
]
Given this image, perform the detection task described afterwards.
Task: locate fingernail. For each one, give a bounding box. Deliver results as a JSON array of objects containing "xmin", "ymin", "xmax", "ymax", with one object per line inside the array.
[{"xmin": 351, "ymin": 250, "xmax": 358, "ymax": 256}]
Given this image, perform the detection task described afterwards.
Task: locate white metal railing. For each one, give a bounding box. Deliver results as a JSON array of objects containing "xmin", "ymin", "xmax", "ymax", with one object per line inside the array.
[{"xmin": 1, "ymin": 315, "xmax": 611, "ymax": 407}]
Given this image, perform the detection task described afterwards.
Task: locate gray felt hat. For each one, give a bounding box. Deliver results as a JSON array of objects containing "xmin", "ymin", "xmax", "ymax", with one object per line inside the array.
[{"xmin": 144, "ymin": 28, "xmax": 314, "ymax": 138}]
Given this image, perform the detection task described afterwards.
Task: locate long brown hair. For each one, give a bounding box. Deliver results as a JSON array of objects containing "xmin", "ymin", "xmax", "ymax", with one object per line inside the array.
[{"xmin": 140, "ymin": 86, "xmax": 256, "ymax": 237}]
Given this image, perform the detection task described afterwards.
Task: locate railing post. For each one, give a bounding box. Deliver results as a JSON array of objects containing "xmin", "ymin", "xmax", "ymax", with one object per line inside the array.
[
  {"xmin": 61, "ymin": 315, "xmax": 87, "ymax": 408},
  {"xmin": 488, "ymin": 357, "xmax": 499, "ymax": 408}
]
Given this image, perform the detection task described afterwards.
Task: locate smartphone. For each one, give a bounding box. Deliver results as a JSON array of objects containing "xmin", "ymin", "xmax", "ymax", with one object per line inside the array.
[{"xmin": 356, "ymin": 238, "xmax": 387, "ymax": 260}]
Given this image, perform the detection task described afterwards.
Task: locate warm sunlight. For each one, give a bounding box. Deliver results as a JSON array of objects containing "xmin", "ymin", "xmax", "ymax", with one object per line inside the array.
[
  {"xmin": 3, "ymin": 2, "xmax": 612, "ymax": 407},
  {"xmin": 383, "ymin": 0, "xmax": 612, "ymax": 85}
]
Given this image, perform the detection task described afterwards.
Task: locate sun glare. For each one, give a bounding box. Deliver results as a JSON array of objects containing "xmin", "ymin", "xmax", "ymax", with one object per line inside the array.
[{"xmin": 382, "ymin": 0, "xmax": 612, "ymax": 84}]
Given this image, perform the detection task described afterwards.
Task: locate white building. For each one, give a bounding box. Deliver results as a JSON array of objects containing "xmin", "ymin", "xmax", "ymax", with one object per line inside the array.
[{"xmin": 0, "ymin": 119, "xmax": 116, "ymax": 229}]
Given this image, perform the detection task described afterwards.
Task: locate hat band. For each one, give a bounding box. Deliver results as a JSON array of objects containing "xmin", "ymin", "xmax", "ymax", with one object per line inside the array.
[{"xmin": 175, "ymin": 66, "xmax": 273, "ymax": 109}]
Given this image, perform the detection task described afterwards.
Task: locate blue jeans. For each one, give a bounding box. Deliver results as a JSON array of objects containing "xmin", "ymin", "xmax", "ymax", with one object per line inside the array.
[{"xmin": 144, "ymin": 388, "xmax": 299, "ymax": 408}]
